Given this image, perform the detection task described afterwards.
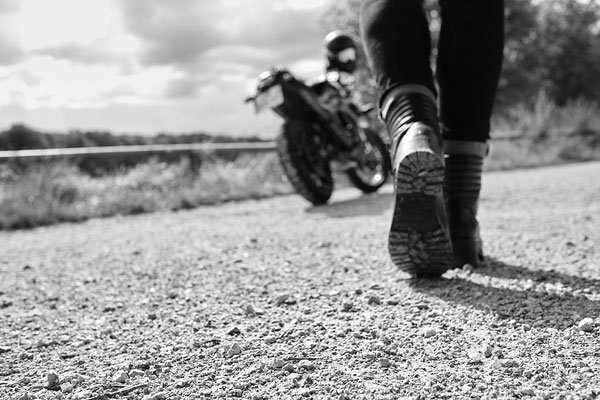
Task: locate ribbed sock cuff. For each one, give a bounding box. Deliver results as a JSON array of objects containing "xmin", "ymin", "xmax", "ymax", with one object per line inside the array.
[{"xmin": 445, "ymin": 154, "xmax": 483, "ymax": 195}]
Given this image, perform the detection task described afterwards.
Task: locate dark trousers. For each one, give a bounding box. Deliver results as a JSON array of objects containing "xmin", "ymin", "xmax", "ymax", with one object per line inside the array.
[{"xmin": 360, "ymin": 0, "xmax": 504, "ymax": 142}]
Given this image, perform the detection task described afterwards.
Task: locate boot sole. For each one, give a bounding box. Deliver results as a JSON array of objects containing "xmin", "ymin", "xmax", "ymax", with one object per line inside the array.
[{"xmin": 389, "ymin": 150, "xmax": 453, "ymax": 277}]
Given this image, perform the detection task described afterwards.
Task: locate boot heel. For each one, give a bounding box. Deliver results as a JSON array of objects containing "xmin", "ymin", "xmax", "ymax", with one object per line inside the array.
[{"xmin": 389, "ymin": 125, "xmax": 452, "ymax": 277}]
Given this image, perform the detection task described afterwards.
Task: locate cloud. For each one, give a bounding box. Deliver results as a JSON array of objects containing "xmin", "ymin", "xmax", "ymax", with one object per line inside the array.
[
  {"xmin": 0, "ymin": 0, "xmax": 334, "ymax": 135},
  {"xmin": 118, "ymin": 1, "xmax": 327, "ymax": 68},
  {"xmin": 0, "ymin": 5, "xmax": 24, "ymax": 65}
]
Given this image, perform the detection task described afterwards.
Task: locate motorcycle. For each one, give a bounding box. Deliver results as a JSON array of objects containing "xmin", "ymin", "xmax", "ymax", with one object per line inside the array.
[{"xmin": 245, "ymin": 67, "xmax": 390, "ymax": 205}]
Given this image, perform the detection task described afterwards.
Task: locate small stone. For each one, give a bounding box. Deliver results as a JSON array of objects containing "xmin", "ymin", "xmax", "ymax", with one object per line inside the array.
[
  {"xmin": 145, "ymin": 369, "xmax": 156, "ymax": 378},
  {"xmin": 19, "ymin": 352, "xmax": 33, "ymax": 360},
  {"xmin": 578, "ymin": 318, "xmax": 595, "ymax": 332},
  {"xmin": 0, "ymin": 300, "xmax": 12, "ymax": 309},
  {"xmin": 228, "ymin": 327, "xmax": 242, "ymax": 336},
  {"xmin": 18, "ymin": 378, "xmax": 30, "ymax": 386},
  {"xmin": 424, "ymin": 329, "xmax": 437, "ymax": 338},
  {"xmin": 147, "ymin": 313, "xmax": 157, "ymax": 320},
  {"xmin": 367, "ymin": 296, "xmax": 381, "ymax": 305},
  {"xmin": 265, "ymin": 336, "xmax": 277, "ymax": 344},
  {"xmin": 73, "ymin": 390, "xmax": 93, "ymax": 399},
  {"xmin": 244, "ymin": 304, "xmax": 256, "ymax": 315},
  {"xmin": 298, "ymin": 359, "xmax": 316, "ymax": 371},
  {"xmin": 227, "ymin": 342, "xmax": 242, "ymax": 357},
  {"xmin": 282, "ymin": 363, "xmax": 296, "ymax": 372},
  {"xmin": 342, "ymin": 302, "xmax": 354, "ymax": 312},
  {"xmin": 386, "ymin": 298, "xmax": 400, "ymax": 305},
  {"xmin": 275, "ymin": 294, "xmax": 290, "ymax": 306},
  {"xmin": 113, "ymin": 371, "xmax": 128, "ymax": 383},
  {"xmin": 501, "ymin": 360, "xmax": 519, "ymax": 368},
  {"xmin": 272, "ymin": 359, "xmax": 286, "ymax": 369},
  {"xmin": 62, "ymin": 373, "xmax": 85, "ymax": 385},
  {"xmin": 379, "ymin": 358, "xmax": 391, "ymax": 367},
  {"xmin": 129, "ymin": 369, "xmax": 145, "ymax": 378},
  {"xmin": 483, "ymin": 344, "xmax": 493, "ymax": 358},
  {"xmin": 288, "ymin": 373, "xmax": 303, "ymax": 388},
  {"xmin": 60, "ymin": 383, "xmax": 74, "ymax": 393},
  {"xmin": 46, "ymin": 371, "xmax": 60, "ymax": 388},
  {"xmin": 175, "ymin": 378, "xmax": 191, "ymax": 388}
]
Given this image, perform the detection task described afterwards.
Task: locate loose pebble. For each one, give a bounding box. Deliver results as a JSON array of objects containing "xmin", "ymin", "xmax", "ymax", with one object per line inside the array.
[
  {"xmin": 298, "ymin": 359, "xmax": 316, "ymax": 371},
  {"xmin": 578, "ymin": 318, "xmax": 595, "ymax": 332},
  {"xmin": 113, "ymin": 371, "xmax": 128, "ymax": 383},
  {"xmin": 227, "ymin": 342, "xmax": 242, "ymax": 357},
  {"xmin": 46, "ymin": 371, "xmax": 60, "ymax": 388},
  {"xmin": 265, "ymin": 336, "xmax": 277, "ymax": 344},
  {"xmin": 275, "ymin": 294, "xmax": 290, "ymax": 306},
  {"xmin": 73, "ymin": 390, "xmax": 94, "ymax": 399},
  {"xmin": 424, "ymin": 329, "xmax": 437, "ymax": 338},
  {"xmin": 379, "ymin": 358, "xmax": 391, "ymax": 367},
  {"xmin": 484, "ymin": 344, "xmax": 493, "ymax": 358},
  {"xmin": 129, "ymin": 369, "xmax": 145, "ymax": 378}
]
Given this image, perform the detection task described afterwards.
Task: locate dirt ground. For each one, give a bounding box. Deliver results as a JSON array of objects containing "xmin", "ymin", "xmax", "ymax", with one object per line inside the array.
[{"xmin": 1, "ymin": 161, "xmax": 599, "ymax": 399}]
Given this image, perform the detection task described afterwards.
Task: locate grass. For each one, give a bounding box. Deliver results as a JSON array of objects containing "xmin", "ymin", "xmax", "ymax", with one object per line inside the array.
[
  {"xmin": 0, "ymin": 154, "xmax": 292, "ymax": 230},
  {"xmin": 1, "ymin": 95, "xmax": 599, "ymax": 230},
  {"xmin": 487, "ymin": 94, "xmax": 600, "ymax": 171}
]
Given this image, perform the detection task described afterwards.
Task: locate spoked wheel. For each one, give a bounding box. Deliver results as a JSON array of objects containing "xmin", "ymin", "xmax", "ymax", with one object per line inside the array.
[
  {"xmin": 276, "ymin": 120, "xmax": 333, "ymax": 205},
  {"xmin": 347, "ymin": 129, "xmax": 390, "ymax": 193}
]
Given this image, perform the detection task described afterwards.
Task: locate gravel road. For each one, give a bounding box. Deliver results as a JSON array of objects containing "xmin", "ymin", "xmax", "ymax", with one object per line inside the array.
[{"xmin": 1, "ymin": 161, "xmax": 599, "ymax": 400}]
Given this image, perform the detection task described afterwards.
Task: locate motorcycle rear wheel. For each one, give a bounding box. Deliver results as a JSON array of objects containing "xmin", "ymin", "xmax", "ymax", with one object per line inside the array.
[
  {"xmin": 347, "ymin": 129, "xmax": 390, "ymax": 193},
  {"xmin": 277, "ymin": 120, "xmax": 334, "ymax": 205}
]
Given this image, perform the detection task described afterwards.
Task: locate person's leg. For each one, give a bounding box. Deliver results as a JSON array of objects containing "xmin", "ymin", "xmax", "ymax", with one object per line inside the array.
[
  {"xmin": 360, "ymin": 0, "xmax": 436, "ymax": 96},
  {"xmin": 360, "ymin": 0, "xmax": 452, "ymax": 277},
  {"xmin": 437, "ymin": 0, "xmax": 505, "ymax": 267}
]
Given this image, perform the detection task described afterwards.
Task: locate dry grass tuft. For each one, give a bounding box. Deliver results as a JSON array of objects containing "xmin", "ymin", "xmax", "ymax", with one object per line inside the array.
[{"xmin": 0, "ymin": 154, "xmax": 291, "ymax": 230}]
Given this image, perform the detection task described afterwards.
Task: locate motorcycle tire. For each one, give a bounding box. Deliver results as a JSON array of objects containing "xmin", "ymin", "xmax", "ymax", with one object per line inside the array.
[
  {"xmin": 276, "ymin": 120, "xmax": 333, "ymax": 205},
  {"xmin": 347, "ymin": 129, "xmax": 390, "ymax": 193}
]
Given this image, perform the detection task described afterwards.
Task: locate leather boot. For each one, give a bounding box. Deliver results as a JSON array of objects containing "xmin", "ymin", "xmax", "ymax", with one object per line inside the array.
[
  {"xmin": 382, "ymin": 85, "xmax": 452, "ymax": 278},
  {"xmin": 444, "ymin": 140, "xmax": 488, "ymax": 268}
]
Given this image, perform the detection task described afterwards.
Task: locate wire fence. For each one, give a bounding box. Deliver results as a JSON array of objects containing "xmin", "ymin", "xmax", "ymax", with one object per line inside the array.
[
  {"xmin": 0, "ymin": 141, "xmax": 277, "ymax": 160},
  {"xmin": 0, "ymin": 131, "xmax": 537, "ymax": 161}
]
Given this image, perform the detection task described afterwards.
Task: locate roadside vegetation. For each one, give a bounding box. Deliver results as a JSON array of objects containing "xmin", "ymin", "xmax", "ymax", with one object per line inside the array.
[
  {"xmin": 2, "ymin": 94, "xmax": 599, "ymax": 231},
  {"xmin": 0, "ymin": 154, "xmax": 291, "ymax": 230},
  {"xmin": 2, "ymin": 0, "xmax": 599, "ymax": 230}
]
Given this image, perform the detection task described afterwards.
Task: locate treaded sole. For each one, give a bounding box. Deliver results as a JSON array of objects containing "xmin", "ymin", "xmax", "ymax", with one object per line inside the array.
[{"xmin": 389, "ymin": 150, "xmax": 452, "ymax": 277}]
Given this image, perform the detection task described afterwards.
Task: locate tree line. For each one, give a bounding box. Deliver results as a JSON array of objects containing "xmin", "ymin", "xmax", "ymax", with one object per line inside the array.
[{"xmin": 0, "ymin": 123, "xmax": 264, "ymax": 151}]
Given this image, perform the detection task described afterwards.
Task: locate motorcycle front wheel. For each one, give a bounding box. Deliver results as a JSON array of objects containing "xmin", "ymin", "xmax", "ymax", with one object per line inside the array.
[
  {"xmin": 276, "ymin": 120, "xmax": 333, "ymax": 205},
  {"xmin": 347, "ymin": 129, "xmax": 390, "ymax": 193}
]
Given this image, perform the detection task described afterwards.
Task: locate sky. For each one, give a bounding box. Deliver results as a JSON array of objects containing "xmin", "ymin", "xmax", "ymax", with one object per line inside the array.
[{"xmin": 0, "ymin": 0, "xmax": 334, "ymax": 138}]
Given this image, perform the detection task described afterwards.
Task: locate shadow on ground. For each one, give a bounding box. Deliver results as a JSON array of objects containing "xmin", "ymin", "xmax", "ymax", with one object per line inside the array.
[
  {"xmin": 408, "ymin": 258, "xmax": 600, "ymax": 330},
  {"xmin": 306, "ymin": 192, "xmax": 393, "ymax": 218}
]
